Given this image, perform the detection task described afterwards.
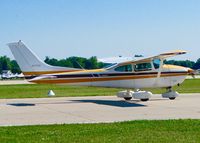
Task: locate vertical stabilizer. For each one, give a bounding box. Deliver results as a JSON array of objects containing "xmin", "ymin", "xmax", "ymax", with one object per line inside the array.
[{"xmin": 7, "ymin": 41, "xmax": 79, "ymax": 76}]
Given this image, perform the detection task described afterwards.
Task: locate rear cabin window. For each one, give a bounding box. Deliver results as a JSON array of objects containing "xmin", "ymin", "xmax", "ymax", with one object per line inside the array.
[
  {"xmin": 134, "ymin": 63, "xmax": 152, "ymax": 72},
  {"xmin": 114, "ymin": 64, "xmax": 132, "ymax": 72}
]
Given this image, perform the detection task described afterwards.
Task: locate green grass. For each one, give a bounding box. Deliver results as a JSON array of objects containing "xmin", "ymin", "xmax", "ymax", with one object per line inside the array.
[
  {"xmin": 0, "ymin": 79, "xmax": 199, "ymax": 99},
  {"xmin": 0, "ymin": 120, "xmax": 200, "ymax": 143},
  {"xmin": 0, "ymin": 84, "xmax": 121, "ymax": 98}
]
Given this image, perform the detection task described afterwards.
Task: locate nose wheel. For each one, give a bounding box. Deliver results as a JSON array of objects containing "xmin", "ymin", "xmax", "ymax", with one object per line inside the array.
[
  {"xmin": 162, "ymin": 87, "xmax": 179, "ymax": 100},
  {"xmin": 169, "ymin": 97, "xmax": 176, "ymax": 100}
]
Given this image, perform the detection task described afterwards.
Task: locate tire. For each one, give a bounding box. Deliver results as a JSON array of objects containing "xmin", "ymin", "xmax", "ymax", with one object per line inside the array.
[
  {"xmin": 169, "ymin": 97, "xmax": 176, "ymax": 100},
  {"xmin": 124, "ymin": 97, "xmax": 132, "ymax": 100},
  {"xmin": 140, "ymin": 98, "xmax": 149, "ymax": 102}
]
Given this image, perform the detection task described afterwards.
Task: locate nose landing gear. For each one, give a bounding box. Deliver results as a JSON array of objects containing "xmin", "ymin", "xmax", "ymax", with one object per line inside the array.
[{"xmin": 162, "ymin": 87, "xmax": 179, "ymax": 100}]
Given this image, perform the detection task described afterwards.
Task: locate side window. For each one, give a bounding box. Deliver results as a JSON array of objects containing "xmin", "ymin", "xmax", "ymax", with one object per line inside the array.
[
  {"xmin": 134, "ymin": 63, "xmax": 152, "ymax": 72},
  {"xmin": 153, "ymin": 59, "xmax": 161, "ymax": 69},
  {"xmin": 115, "ymin": 64, "xmax": 132, "ymax": 72}
]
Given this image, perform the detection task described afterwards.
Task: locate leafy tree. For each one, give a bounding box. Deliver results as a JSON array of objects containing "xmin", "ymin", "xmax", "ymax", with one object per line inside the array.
[
  {"xmin": 193, "ymin": 58, "xmax": 200, "ymax": 69},
  {"xmin": 165, "ymin": 60, "xmax": 195, "ymax": 69},
  {"xmin": 0, "ymin": 56, "xmax": 11, "ymax": 73},
  {"xmin": 44, "ymin": 56, "xmax": 104, "ymax": 69},
  {"xmin": 44, "ymin": 56, "xmax": 59, "ymax": 66},
  {"xmin": 10, "ymin": 60, "xmax": 21, "ymax": 73},
  {"xmin": 89, "ymin": 56, "xmax": 98, "ymax": 69}
]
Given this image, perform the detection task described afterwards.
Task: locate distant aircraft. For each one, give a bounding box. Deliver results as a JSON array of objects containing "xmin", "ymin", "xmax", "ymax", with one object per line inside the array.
[
  {"xmin": 1, "ymin": 70, "xmax": 16, "ymax": 79},
  {"xmin": 7, "ymin": 41, "xmax": 195, "ymax": 101},
  {"xmin": 1, "ymin": 70, "xmax": 24, "ymax": 80}
]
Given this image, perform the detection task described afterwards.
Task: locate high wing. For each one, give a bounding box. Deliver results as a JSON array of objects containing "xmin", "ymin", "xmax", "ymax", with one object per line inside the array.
[
  {"xmin": 98, "ymin": 57, "xmax": 135, "ymax": 64},
  {"xmin": 119, "ymin": 50, "xmax": 187, "ymax": 65}
]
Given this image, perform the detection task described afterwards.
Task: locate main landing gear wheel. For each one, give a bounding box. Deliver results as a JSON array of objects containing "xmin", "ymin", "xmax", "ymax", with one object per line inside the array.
[
  {"xmin": 124, "ymin": 97, "xmax": 132, "ymax": 100},
  {"xmin": 132, "ymin": 90, "xmax": 152, "ymax": 102},
  {"xmin": 140, "ymin": 98, "xmax": 149, "ymax": 102},
  {"xmin": 117, "ymin": 90, "xmax": 152, "ymax": 101},
  {"xmin": 169, "ymin": 97, "xmax": 176, "ymax": 100}
]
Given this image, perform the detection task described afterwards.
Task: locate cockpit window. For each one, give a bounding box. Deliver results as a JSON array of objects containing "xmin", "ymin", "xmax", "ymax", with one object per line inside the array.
[
  {"xmin": 115, "ymin": 64, "xmax": 132, "ymax": 72},
  {"xmin": 153, "ymin": 59, "xmax": 161, "ymax": 69},
  {"xmin": 134, "ymin": 63, "xmax": 152, "ymax": 72}
]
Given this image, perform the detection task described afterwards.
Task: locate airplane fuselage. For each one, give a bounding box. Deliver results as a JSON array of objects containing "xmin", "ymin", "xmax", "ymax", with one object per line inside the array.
[{"xmin": 28, "ymin": 64, "xmax": 189, "ymax": 89}]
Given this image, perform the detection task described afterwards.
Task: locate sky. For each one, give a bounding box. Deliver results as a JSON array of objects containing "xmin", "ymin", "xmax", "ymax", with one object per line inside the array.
[{"xmin": 0, "ymin": 0, "xmax": 200, "ymax": 61}]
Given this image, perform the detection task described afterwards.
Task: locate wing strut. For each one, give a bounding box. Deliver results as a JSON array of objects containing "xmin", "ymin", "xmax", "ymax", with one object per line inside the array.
[{"xmin": 157, "ymin": 59, "xmax": 164, "ymax": 78}]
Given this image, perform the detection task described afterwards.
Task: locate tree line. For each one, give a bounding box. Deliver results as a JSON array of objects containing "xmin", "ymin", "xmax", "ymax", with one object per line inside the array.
[
  {"xmin": 164, "ymin": 59, "xmax": 200, "ymax": 69},
  {"xmin": 44, "ymin": 56, "xmax": 104, "ymax": 69},
  {"xmin": 0, "ymin": 55, "xmax": 199, "ymax": 74},
  {"xmin": 0, "ymin": 56, "xmax": 21, "ymax": 73}
]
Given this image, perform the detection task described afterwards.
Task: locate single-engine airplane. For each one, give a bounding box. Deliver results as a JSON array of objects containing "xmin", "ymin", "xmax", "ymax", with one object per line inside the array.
[{"xmin": 8, "ymin": 41, "xmax": 194, "ymax": 101}]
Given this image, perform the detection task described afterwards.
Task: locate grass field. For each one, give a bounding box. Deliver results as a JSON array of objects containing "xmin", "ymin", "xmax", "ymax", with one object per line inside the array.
[
  {"xmin": 0, "ymin": 79, "xmax": 199, "ymax": 99},
  {"xmin": 0, "ymin": 120, "xmax": 200, "ymax": 143}
]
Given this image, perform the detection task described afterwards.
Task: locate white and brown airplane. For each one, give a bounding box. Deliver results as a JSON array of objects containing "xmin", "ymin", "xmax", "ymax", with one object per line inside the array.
[{"xmin": 7, "ymin": 41, "xmax": 194, "ymax": 101}]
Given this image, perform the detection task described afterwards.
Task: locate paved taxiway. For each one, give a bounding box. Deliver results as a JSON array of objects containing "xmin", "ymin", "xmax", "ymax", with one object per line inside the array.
[{"xmin": 0, "ymin": 94, "xmax": 200, "ymax": 126}]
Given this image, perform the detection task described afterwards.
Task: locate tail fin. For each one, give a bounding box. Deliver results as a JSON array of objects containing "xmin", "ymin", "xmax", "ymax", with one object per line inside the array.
[{"xmin": 7, "ymin": 40, "xmax": 80, "ymax": 76}]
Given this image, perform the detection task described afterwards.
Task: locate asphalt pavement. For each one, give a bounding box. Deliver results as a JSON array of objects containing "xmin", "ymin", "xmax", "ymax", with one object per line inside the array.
[{"xmin": 0, "ymin": 94, "xmax": 200, "ymax": 126}]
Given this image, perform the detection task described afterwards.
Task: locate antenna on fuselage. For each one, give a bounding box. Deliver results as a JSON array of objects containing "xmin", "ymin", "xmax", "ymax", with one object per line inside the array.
[{"xmin": 75, "ymin": 61, "xmax": 85, "ymax": 70}]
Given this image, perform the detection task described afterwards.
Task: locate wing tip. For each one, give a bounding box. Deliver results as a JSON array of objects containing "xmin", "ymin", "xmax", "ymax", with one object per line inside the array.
[{"xmin": 160, "ymin": 50, "xmax": 187, "ymax": 56}]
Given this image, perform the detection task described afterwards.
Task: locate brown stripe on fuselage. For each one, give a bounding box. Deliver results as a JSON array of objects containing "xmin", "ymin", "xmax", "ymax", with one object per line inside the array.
[
  {"xmin": 31, "ymin": 72, "xmax": 187, "ymax": 84},
  {"xmin": 25, "ymin": 71, "xmax": 188, "ymax": 80}
]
